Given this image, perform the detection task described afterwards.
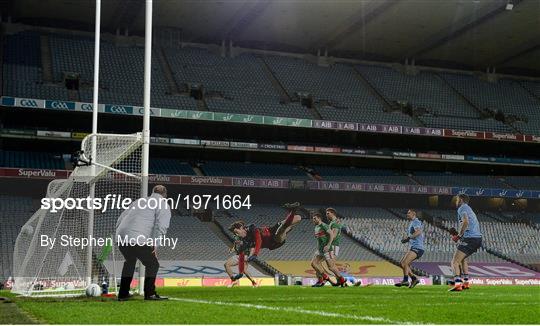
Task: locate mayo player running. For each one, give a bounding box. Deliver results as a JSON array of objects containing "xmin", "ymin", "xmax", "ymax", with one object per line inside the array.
[
  {"xmin": 311, "ymin": 212, "xmax": 346, "ymax": 287},
  {"xmin": 325, "ymin": 208, "xmax": 342, "ymax": 260},
  {"xmin": 449, "ymin": 194, "xmax": 482, "ymax": 292},
  {"xmin": 224, "ymin": 235, "xmax": 257, "ymax": 287},
  {"xmin": 395, "ymin": 209, "xmax": 424, "ymax": 288}
]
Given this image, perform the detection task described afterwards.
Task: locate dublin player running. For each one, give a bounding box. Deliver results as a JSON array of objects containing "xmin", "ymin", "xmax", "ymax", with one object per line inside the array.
[
  {"xmin": 311, "ymin": 212, "xmax": 346, "ymax": 287},
  {"xmin": 224, "ymin": 235, "xmax": 257, "ymax": 287},
  {"xmin": 395, "ymin": 209, "xmax": 424, "ymax": 288},
  {"xmin": 228, "ymin": 202, "xmax": 306, "ymax": 273},
  {"xmin": 449, "ymin": 194, "xmax": 483, "ymax": 292}
]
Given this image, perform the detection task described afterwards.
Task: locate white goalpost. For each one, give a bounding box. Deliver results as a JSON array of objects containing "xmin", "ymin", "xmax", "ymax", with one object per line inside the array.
[
  {"xmin": 138, "ymin": 0, "xmax": 154, "ymax": 295},
  {"xmin": 11, "ymin": 0, "xmax": 153, "ymax": 297}
]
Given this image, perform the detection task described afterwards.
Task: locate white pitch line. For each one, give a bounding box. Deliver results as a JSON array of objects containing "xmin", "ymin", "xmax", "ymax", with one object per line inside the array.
[{"xmin": 169, "ymin": 297, "xmax": 417, "ymax": 324}]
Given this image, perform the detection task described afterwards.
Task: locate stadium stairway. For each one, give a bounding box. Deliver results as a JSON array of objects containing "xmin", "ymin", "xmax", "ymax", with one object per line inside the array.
[
  {"xmin": 156, "ymin": 45, "xmax": 181, "ymax": 95},
  {"xmin": 433, "ymin": 72, "xmax": 487, "ymax": 119},
  {"xmin": 352, "ymin": 65, "xmax": 427, "ymax": 127},
  {"xmin": 519, "ymin": 81, "xmax": 540, "ymax": 101},
  {"xmin": 481, "ymin": 211, "xmax": 506, "ymax": 223},
  {"xmin": 39, "ymin": 34, "xmax": 53, "ymax": 84},
  {"xmin": 351, "ymin": 65, "xmax": 400, "ymax": 112},
  {"xmin": 258, "ymin": 56, "xmax": 293, "ymax": 105}
]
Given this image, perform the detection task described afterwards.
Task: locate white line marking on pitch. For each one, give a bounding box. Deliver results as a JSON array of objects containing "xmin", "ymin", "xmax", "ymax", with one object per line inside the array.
[{"xmin": 169, "ymin": 297, "xmax": 417, "ymax": 324}]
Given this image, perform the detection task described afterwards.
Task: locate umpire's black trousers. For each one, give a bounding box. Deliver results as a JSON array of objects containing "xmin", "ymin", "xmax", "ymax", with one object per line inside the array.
[{"xmin": 118, "ymin": 245, "xmax": 159, "ymax": 298}]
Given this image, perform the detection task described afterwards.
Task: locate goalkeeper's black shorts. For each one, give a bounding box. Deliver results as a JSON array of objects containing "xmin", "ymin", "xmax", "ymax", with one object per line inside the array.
[{"xmin": 457, "ymin": 237, "xmax": 482, "ymax": 257}]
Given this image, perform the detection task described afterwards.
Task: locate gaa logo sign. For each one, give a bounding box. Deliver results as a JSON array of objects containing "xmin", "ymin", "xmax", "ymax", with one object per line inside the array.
[
  {"xmin": 136, "ymin": 107, "xmax": 158, "ymax": 116},
  {"xmin": 46, "ymin": 100, "xmax": 75, "ymax": 110},
  {"xmin": 20, "ymin": 99, "xmax": 39, "ymax": 107},
  {"xmin": 80, "ymin": 103, "xmax": 93, "ymax": 111},
  {"xmin": 105, "ymin": 105, "xmax": 133, "ymax": 114}
]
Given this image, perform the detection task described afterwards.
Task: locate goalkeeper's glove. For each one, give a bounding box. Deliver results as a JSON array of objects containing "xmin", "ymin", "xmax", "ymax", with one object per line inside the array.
[
  {"xmin": 247, "ymin": 255, "xmax": 257, "ymax": 262},
  {"xmin": 401, "ymin": 237, "xmax": 410, "ymax": 244},
  {"xmin": 451, "ymin": 234, "xmax": 461, "ymax": 243},
  {"xmin": 449, "ymin": 227, "xmax": 458, "ymax": 236}
]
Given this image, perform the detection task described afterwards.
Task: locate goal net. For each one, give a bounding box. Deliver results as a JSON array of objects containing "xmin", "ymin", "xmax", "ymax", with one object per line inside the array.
[{"xmin": 12, "ymin": 133, "xmax": 143, "ymax": 297}]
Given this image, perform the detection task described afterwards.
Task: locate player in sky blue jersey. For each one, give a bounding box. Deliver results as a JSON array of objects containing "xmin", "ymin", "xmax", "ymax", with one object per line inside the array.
[
  {"xmin": 449, "ymin": 194, "xmax": 482, "ymax": 292},
  {"xmin": 395, "ymin": 209, "xmax": 424, "ymax": 289}
]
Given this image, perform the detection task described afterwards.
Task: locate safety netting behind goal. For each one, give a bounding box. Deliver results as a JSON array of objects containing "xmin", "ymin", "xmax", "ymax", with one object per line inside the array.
[{"xmin": 12, "ymin": 133, "xmax": 143, "ymax": 296}]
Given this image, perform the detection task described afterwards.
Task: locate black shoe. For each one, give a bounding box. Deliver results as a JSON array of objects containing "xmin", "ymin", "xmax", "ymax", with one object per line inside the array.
[
  {"xmin": 282, "ymin": 202, "xmax": 300, "ymax": 210},
  {"xmin": 394, "ymin": 281, "xmax": 409, "ymax": 287},
  {"xmin": 409, "ymin": 279, "xmax": 420, "ymax": 288},
  {"xmin": 144, "ymin": 294, "xmax": 168, "ymax": 301},
  {"xmin": 231, "ymin": 273, "xmax": 244, "ymax": 281},
  {"xmin": 312, "ymin": 281, "xmax": 325, "ymax": 287},
  {"xmin": 117, "ymin": 294, "xmax": 133, "ymax": 301}
]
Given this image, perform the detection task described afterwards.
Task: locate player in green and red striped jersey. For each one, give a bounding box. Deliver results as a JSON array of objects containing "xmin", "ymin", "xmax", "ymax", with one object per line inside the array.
[
  {"xmin": 310, "ymin": 212, "xmax": 346, "ymax": 287},
  {"xmin": 326, "ymin": 208, "xmax": 343, "ymax": 259}
]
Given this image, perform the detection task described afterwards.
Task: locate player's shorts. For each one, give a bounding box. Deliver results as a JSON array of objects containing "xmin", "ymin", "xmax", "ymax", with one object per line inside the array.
[
  {"xmin": 457, "ymin": 237, "xmax": 482, "ymax": 257},
  {"xmin": 268, "ymin": 223, "xmax": 286, "ymax": 250},
  {"xmin": 314, "ymin": 247, "xmax": 335, "ymax": 261},
  {"xmin": 409, "ymin": 247, "xmax": 424, "ymax": 260},
  {"xmin": 332, "ymin": 245, "xmax": 340, "ymax": 258}
]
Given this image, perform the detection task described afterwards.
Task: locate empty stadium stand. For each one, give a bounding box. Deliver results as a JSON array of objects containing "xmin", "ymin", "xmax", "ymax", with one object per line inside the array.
[
  {"xmin": 473, "ymin": 222, "xmax": 539, "ymax": 265},
  {"xmin": 311, "ymin": 166, "xmax": 416, "ymax": 184},
  {"xmin": 158, "ymin": 212, "xmax": 229, "ymax": 261},
  {"xmin": 263, "ymin": 56, "xmax": 418, "ymax": 125},
  {"xmin": 0, "ymin": 150, "xmax": 65, "ymax": 169},
  {"xmin": 0, "ymin": 195, "xmax": 35, "ymax": 279},
  {"xmin": 164, "ymin": 47, "xmax": 311, "ymax": 118},
  {"xmin": 4, "ymin": 30, "xmax": 540, "ymax": 135},
  {"xmin": 149, "ymin": 159, "xmax": 196, "ymax": 175},
  {"xmin": 1, "ymin": 150, "xmax": 538, "ymax": 193},
  {"xmin": 503, "ymin": 176, "xmax": 540, "ymax": 190},
  {"xmin": 412, "ymin": 172, "xmax": 507, "ymax": 189},
  {"xmin": 200, "ymin": 161, "xmax": 309, "ymax": 179},
  {"xmin": 439, "ymin": 73, "xmax": 540, "ymax": 134}
]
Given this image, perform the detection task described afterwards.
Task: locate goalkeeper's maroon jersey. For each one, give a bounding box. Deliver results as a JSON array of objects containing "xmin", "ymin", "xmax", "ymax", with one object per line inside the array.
[
  {"xmin": 237, "ymin": 224, "xmax": 273, "ymax": 274},
  {"xmin": 243, "ymin": 224, "xmax": 275, "ymax": 255}
]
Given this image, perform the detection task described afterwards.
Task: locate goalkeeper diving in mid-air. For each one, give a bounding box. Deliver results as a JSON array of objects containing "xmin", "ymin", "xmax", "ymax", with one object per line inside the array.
[{"xmin": 227, "ymin": 202, "xmax": 308, "ymax": 281}]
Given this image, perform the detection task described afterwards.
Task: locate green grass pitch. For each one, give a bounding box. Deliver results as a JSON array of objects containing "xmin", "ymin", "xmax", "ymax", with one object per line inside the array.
[{"xmin": 1, "ymin": 286, "xmax": 539, "ymax": 324}]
